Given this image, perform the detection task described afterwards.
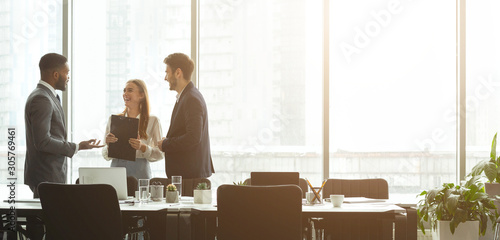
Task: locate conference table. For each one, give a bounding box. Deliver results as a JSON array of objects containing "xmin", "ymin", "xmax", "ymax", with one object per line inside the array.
[
  {"xmin": 0, "ymin": 197, "xmax": 415, "ymax": 240},
  {"xmin": 0, "ymin": 198, "xmax": 195, "ymax": 239},
  {"xmin": 191, "ymin": 199, "xmax": 413, "ymax": 240}
]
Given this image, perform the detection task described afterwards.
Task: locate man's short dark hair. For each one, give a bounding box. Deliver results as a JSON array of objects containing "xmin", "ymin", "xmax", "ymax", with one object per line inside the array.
[
  {"xmin": 163, "ymin": 53, "xmax": 195, "ymax": 81},
  {"xmin": 39, "ymin": 53, "xmax": 67, "ymax": 74}
]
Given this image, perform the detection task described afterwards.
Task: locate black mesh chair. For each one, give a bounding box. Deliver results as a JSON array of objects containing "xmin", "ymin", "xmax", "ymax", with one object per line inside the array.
[
  {"xmin": 217, "ymin": 184, "xmax": 302, "ymax": 240},
  {"xmin": 38, "ymin": 183, "xmax": 125, "ymax": 240}
]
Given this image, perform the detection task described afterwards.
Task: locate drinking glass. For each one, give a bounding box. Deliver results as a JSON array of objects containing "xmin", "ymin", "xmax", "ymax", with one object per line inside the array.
[
  {"xmin": 172, "ymin": 176, "xmax": 182, "ymax": 198},
  {"xmin": 138, "ymin": 179, "xmax": 150, "ymax": 204},
  {"xmin": 311, "ymin": 187, "xmax": 322, "ymax": 204},
  {"xmin": 306, "ymin": 192, "xmax": 315, "ymax": 205}
]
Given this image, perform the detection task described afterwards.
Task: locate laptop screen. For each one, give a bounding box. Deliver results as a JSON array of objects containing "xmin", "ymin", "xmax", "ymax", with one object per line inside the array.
[
  {"xmin": 78, "ymin": 167, "xmax": 128, "ymax": 200},
  {"xmin": 250, "ymin": 172, "xmax": 300, "ymax": 186}
]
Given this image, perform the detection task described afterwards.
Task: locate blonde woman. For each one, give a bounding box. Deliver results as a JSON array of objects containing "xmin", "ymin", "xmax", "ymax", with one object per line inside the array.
[{"xmin": 102, "ymin": 79, "xmax": 163, "ymax": 179}]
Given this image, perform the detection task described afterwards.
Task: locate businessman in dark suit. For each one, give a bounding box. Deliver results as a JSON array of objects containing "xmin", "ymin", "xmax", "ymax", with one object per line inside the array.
[
  {"xmin": 24, "ymin": 53, "xmax": 102, "ymax": 239},
  {"xmin": 158, "ymin": 53, "xmax": 215, "ymax": 179}
]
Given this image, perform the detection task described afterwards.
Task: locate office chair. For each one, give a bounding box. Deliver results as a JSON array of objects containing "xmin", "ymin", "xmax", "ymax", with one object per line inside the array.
[
  {"xmin": 150, "ymin": 177, "xmax": 211, "ymax": 197},
  {"xmin": 322, "ymin": 178, "xmax": 389, "ymax": 199},
  {"xmin": 245, "ymin": 172, "xmax": 309, "ymax": 239},
  {"xmin": 244, "ymin": 177, "xmax": 309, "ymax": 198},
  {"xmin": 244, "ymin": 172, "xmax": 307, "ymax": 197},
  {"xmin": 0, "ymin": 214, "xmax": 29, "ymax": 240},
  {"xmin": 320, "ymin": 178, "xmax": 390, "ymax": 240},
  {"xmin": 217, "ymin": 184, "xmax": 302, "ymax": 240},
  {"xmin": 76, "ymin": 176, "xmax": 147, "ymax": 239},
  {"xmin": 38, "ymin": 183, "xmax": 125, "ymax": 240}
]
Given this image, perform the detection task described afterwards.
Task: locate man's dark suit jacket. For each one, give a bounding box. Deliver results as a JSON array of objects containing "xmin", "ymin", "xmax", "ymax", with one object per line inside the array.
[
  {"xmin": 162, "ymin": 82, "xmax": 214, "ymax": 178},
  {"xmin": 24, "ymin": 84, "xmax": 76, "ymax": 191}
]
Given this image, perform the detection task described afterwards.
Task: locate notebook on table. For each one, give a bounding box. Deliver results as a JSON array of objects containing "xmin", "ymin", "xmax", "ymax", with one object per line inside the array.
[{"xmin": 78, "ymin": 167, "xmax": 128, "ymax": 200}]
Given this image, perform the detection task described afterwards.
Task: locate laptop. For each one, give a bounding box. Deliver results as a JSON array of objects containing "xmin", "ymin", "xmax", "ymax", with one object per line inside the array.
[
  {"xmin": 251, "ymin": 172, "xmax": 300, "ymax": 186},
  {"xmin": 78, "ymin": 167, "xmax": 128, "ymax": 200}
]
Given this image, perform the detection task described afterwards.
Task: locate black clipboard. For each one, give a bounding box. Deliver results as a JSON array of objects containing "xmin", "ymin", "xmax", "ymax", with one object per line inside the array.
[{"xmin": 108, "ymin": 115, "xmax": 139, "ymax": 161}]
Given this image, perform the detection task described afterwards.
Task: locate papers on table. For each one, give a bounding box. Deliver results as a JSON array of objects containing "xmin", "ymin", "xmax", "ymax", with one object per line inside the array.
[{"xmin": 342, "ymin": 197, "xmax": 387, "ymax": 203}]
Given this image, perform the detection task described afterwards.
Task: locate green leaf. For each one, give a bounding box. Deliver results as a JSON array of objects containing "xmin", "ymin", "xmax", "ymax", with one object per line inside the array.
[
  {"xmin": 484, "ymin": 162, "xmax": 497, "ymax": 183},
  {"xmin": 454, "ymin": 208, "xmax": 467, "ymax": 223},
  {"xmin": 449, "ymin": 219, "xmax": 456, "ymax": 234},
  {"xmin": 469, "ymin": 160, "xmax": 487, "ymax": 177},
  {"xmin": 445, "ymin": 194, "xmax": 459, "ymax": 215},
  {"xmin": 496, "ymin": 168, "xmax": 500, "ymax": 183},
  {"xmin": 426, "ymin": 189, "xmax": 437, "ymax": 203},
  {"xmin": 480, "ymin": 213, "xmax": 487, "ymax": 235},
  {"xmin": 491, "ymin": 133, "xmax": 497, "ymax": 160}
]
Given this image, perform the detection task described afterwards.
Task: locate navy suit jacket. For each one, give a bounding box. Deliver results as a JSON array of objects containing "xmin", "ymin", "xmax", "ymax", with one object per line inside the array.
[
  {"xmin": 24, "ymin": 84, "xmax": 76, "ymax": 189},
  {"xmin": 162, "ymin": 82, "xmax": 214, "ymax": 178}
]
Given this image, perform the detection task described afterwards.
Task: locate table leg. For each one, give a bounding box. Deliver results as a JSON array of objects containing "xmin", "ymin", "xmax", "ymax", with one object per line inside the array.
[
  {"xmin": 405, "ymin": 208, "xmax": 417, "ymax": 240},
  {"xmin": 191, "ymin": 212, "xmax": 205, "ymax": 240},
  {"xmin": 395, "ymin": 213, "xmax": 407, "ymax": 240}
]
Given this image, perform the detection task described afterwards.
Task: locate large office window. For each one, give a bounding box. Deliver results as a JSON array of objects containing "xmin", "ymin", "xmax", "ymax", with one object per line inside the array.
[
  {"xmin": 5, "ymin": 1, "xmax": 496, "ymax": 200},
  {"xmin": 329, "ymin": 0, "xmax": 456, "ymax": 200},
  {"xmin": 71, "ymin": 0, "xmax": 191, "ymax": 183},
  {"xmin": 199, "ymin": 0, "xmax": 324, "ymax": 187},
  {"xmin": 0, "ymin": 0, "xmax": 62, "ymax": 184},
  {"xmin": 466, "ymin": 1, "xmax": 500, "ymax": 172}
]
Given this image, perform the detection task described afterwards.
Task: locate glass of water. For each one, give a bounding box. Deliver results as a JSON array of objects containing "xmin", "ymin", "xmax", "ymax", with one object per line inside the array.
[
  {"xmin": 138, "ymin": 179, "xmax": 150, "ymax": 204},
  {"xmin": 172, "ymin": 176, "xmax": 182, "ymax": 199}
]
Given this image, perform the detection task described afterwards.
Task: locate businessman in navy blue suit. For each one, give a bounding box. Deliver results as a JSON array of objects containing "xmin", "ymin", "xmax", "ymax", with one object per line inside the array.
[{"xmin": 158, "ymin": 53, "xmax": 214, "ymax": 179}]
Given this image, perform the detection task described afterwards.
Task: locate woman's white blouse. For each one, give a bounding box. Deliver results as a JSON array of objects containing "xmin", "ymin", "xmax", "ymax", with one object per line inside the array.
[{"xmin": 102, "ymin": 114, "xmax": 164, "ymax": 162}]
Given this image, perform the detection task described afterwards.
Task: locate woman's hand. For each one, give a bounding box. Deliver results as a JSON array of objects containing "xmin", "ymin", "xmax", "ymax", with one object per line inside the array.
[
  {"xmin": 106, "ymin": 133, "xmax": 118, "ymax": 144},
  {"xmin": 129, "ymin": 136, "xmax": 146, "ymax": 152}
]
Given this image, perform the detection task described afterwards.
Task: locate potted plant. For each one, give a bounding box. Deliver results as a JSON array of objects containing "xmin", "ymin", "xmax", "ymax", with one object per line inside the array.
[
  {"xmin": 469, "ymin": 133, "xmax": 500, "ymax": 195},
  {"xmin": 165, "ymin": 184, "xmax": 178, "ymax": 203},
  {"xmin": 233, "ymin": 180, "xmax": 247, "ymax": 186},
  {"xmin": 417, "ymin": 176, "xmax": 498, "ymax": 240},
  {"xmin": 194, "ymin": 182, "xmax": 212, "ymax": 204},
  {"xmin": 150, "ymin": 181, "xmax": 164, "ymax": 202}
]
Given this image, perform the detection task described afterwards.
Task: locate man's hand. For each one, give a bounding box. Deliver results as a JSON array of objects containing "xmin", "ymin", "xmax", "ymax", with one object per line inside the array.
[
  {"xmin": 78, "ymin": 139, "xmax": 104, "ymax": 150},
  {"xmin": 157, "ymin": 137, "xmax": 166, "ymax": 152}
]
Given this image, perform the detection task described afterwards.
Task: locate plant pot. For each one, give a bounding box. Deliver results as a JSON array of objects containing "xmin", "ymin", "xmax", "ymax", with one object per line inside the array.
[
  {"xmin": 193, "ymin": 189, "xmax": 212, "ymax": 204},
  {"xmin": 150, "ymin": 185, "xmax": 164, "ymax": 201},
  {"xmin": 432, "ymin": 220, "xmax": 479, "ymax": 240},
  {"xmin": 485, "ymin": 182, "xmax": 500, "ymax": 196},
  {"xmin": 483, "ymin": 183, "xmax": 500, "ymax": 240},
  {"xmin": 165, "ymin": 191, "xmax": 179, "ymax": 203}
]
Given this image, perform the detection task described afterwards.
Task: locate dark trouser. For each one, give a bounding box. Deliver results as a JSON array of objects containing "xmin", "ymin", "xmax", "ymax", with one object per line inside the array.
[{"xmin": 26, "ymin": 185, "xmax": 44, "ymax": 240}]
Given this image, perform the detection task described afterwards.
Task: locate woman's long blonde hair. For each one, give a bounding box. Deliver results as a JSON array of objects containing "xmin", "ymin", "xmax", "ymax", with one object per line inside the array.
[{"xmin": 120, "ymin": 79, "xmax": 150, "ymax": 139}]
